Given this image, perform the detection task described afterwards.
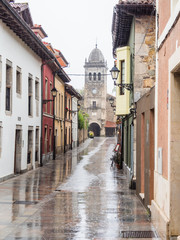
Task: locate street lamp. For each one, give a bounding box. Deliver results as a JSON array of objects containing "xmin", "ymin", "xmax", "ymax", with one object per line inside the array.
[
  {"xmin": 110, "ymin": 62, "xmax": 120, "ymax": 81},
  {"xmin": 110, "ymin": 62, "xmax": 133, "ymax": 91},
  {"xmin": 109, "ymin": 96, "xmax": 114, "ymax": 106}
]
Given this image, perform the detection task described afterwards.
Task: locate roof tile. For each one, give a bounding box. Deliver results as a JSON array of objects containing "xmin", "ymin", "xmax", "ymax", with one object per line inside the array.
[{"xmin": 119, "ymin": 0, "xmax": 155, "ymax": 5}]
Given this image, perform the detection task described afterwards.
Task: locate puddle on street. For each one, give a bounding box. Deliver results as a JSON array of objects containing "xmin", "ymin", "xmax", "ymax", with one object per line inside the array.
[{"xmin": 0, "ymin": 137, "xmax": 158, "ymax": 239}]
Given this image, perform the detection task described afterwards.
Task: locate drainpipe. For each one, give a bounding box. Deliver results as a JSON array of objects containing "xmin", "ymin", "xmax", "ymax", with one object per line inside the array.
[
  {"xmin": 40, "ymin": 62, "xmax": 45, "ymax": 167},
  {"xmin": 64, "ymin": 89, "xmax": 66, "ymax": 154},
  {"xmin": 71, "ymin": 96, "xmax": 73, "ymax": 150},
  {"xmin": 53, "ymin": 72, "xmax": 56, "ymax": 160}
]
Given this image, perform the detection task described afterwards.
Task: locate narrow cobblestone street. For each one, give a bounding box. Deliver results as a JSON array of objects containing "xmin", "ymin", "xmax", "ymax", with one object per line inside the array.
[{"xmin": 0, "ymin": 137, "xmax": 160, "ymax": 240}]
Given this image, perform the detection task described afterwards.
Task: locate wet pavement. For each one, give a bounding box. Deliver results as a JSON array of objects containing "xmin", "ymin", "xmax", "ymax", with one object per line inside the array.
[{"xmin": 0, "ymin": 137, "xmax": 160, "ymax": 240}]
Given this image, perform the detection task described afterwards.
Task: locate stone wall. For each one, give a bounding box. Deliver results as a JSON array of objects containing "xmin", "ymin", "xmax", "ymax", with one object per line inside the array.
[
  {"xmin": 134, "ymin": 15, "xmax": 155, "ymax": 102},
  {"xmin": 78, "ymin": 129, "xmax": 88, "ymax": 145}
]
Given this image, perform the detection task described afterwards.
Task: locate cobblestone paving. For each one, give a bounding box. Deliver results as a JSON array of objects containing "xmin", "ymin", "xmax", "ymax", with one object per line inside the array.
[{"xmin": 0, "ymin": 137, "xmax": 160, "ymax": 240}]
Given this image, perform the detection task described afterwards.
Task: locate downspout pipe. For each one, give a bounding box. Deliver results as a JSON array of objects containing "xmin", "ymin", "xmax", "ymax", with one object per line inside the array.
[
  {"xmin": 53, "ymin": 72, "xmax": 56, "ymax": 160},
  {"xmin": 64, "ymin": 89, "xmax": 66, "ymax": 154},
  {"xmin": 40, "ymin": 62, "xmax": 45, "ymax": 167}
]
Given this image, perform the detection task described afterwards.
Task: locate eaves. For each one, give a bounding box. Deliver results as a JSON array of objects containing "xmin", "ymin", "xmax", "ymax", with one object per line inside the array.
[{"xmin": 0, "ymin": 0, "xmax": 54, "ymax": 61}]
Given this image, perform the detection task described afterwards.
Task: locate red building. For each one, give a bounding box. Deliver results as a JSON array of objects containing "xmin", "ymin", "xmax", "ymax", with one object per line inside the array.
[{"xmin": 42, "ymin": 63, "xmax": 55, "ymax": 164}]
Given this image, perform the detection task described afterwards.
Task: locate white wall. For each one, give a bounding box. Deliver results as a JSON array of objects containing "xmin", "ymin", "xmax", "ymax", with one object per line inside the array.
[{"xmin": 0, "ymin": 20, "xmax": 42, "ymax": 178}]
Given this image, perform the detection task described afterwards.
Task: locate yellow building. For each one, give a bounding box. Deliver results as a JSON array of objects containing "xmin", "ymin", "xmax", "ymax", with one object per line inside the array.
[
  {"xmin": 54, "ymin": 69, "xmax": 70, "ymax": 156},
  {"xmin": 116, "ymin": 46, "xmax": 131, "ymax": 116}
]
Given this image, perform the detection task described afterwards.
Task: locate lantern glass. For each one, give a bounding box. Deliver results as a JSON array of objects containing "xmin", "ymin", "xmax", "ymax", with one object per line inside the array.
[
  {"xmin": 51, "ymin": 87, "xmax": 57, "ymax": 98},
  {"xmin": 110, "ymin": 65, "xmax": 120, "ymax": 81},
  {"xmin": 109, "ymin": 97, "xmax": 114, "ymax": 105}
]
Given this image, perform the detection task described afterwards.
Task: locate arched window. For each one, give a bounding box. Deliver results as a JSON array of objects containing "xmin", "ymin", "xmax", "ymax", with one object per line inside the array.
[
  {"xmin": 98, "ymin": 73, "xmax": 101, "ymax": 80},
  {"xmin": 93, "ymin": 72, "xmax": 96, "ymax": 80},
  {"xmin": 89, "ymin": 72, "xmax": 92, "ymax": 80}
]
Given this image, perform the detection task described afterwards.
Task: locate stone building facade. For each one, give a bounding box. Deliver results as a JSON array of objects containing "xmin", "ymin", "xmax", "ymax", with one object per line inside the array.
[{"xmin": 84, "ymin": 46, "xmax": 115, "ymax": 136}]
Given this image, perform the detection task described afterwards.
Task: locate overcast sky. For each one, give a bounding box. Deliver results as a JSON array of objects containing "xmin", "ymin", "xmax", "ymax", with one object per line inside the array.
[{"xmin": 17, "ymin": 0, "xmax": 118, "ymax": 94}]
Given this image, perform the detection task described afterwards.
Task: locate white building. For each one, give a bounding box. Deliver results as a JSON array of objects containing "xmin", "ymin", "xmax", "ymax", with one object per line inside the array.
[{"xmin": 0, "ymin": 0, "xmax": 55, "ymax": 181}]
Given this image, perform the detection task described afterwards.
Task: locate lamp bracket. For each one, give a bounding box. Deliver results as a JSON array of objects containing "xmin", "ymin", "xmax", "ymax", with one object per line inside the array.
[
  {"xmin": 43, "ymin": 99, "xmax": 53, "ymax": 104},
  {"xmin": 114, "ymin": 82, "xmax": 133, "ymax": 91}
]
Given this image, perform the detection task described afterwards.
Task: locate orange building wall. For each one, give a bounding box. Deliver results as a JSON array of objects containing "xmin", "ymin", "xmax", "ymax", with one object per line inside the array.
[{"xmin": 158, "ymin": 15, "xmax": 180, "ymax": 179}]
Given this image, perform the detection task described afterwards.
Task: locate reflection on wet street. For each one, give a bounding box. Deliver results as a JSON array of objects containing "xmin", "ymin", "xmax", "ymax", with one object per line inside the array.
[{"xmin": 0, "ymin": 137, "xmax": 159, "ymax": 240}]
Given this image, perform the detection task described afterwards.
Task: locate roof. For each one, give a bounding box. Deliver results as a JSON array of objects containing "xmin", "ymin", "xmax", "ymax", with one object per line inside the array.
[
  {"xmin": 31, "ymin": 24, "xmax": 48, "ymax": 39},
  {"xmin": 54, "ymin": 48, "xmax": 69, "ymax": 68},
  {"xmin": 88, "ymin": 45, "xmax": 105, "ymax": 63},
  {"xmin": 65, "ymin": 84, "xmax": 82, "ymax": 100},
  {"xmin": 0, "ymin": 0, "xmax": 54, "ymax": 60},
  {"xmin": 112, "ymin": 0, "xmax": 155, "ymax": 55},
  {"xmin": 43, "ymin": 42, "xmax": 70, "ymax": 82},
  {"xmin": 104, "ymin": 121, "xmax": 116, "ymax": 128},
  {"xmin": 0, "ymin": 0, "xmax": 70, "ymax": 82},
  {"xmin": 119, "ymin": 0, "xmax": 155, "ymax": 4},
  {"xmin": 9, "ymin": 2, "xmax": 33, "ymax": 27}
]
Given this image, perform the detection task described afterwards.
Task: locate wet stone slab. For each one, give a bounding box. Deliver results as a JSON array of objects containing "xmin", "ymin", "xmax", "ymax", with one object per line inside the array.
[{"xmin": 0, "ymin": 137, "xmax": 159, "ymax": 239}]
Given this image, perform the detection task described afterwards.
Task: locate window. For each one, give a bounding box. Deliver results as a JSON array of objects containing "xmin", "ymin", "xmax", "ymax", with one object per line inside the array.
[
  {"xmin": 92, "ymin": 101, "xmax": 96, "ymax": 108},
  {"xmin": 61, "ymin": 95, "xmax": 63, "ymax": 118},
  {"xmin": 0, "ymin": 123, "xmax": 2, "ymax": 158},
  {"xmin": 98, "ymin": 72, "xmax": 101, "ymax": 81},
  {"xmin": 49, "ymin": 128, "xmax": 52, "ymax": 152},
  {"xmin": 35, "ymin": 79, "xmax": 39, "ymax": 117},
  {"xmin": 59, "ymin": 93, "xmax": 61, "ymax": 117},
  {"xmin": 69, "ymin": 98, "xmax": 71, "ymax": 119},
  {"xmin": 65, "ymin": 96, "xmax": 67, "ymax": 119},
  {"xmin": 28, "ymin": 74, "xmax": 33, "ymax": 116},
  {"xmin": 35, "ymin": 79, "xmax": 39, "ymax": 100},
  {"xmin": 16, "ymin": 67, "xmax": 21, "ymax": 95},
  {"xmin": 50, "ymin": 82, "xmax": 52, "ymax": 114},
  {"xmin": 89, "ymin": 72, "xmax": 92, "ymax": 80},
  {"xmin": 120, "ymin": 60, "xmax": 125, "ymax": 95},
  {"xmin": 6, "ymin": 61, "xmax": 12, "ymax": 112},
  {"xmin": 93, "ymin": 72, "xmax": 96, "ymax": 81}
]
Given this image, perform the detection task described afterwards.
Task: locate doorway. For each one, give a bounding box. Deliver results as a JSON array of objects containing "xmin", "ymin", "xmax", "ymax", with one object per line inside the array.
[
  {"xmin": 14, "ymin": 129, "xmax": 22, "ymax": 174},
  {"xmin": 89, "ymin": 123, "xmax": 101, "ymax": 136}
]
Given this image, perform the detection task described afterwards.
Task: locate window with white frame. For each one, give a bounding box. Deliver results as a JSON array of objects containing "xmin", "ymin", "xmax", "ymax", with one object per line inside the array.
[
  {"xmin": 35, "ymin": 79, "xmax": 39, "ymax": 100},
  {"xmin": 16, "ymin": 67, "xmax": 21, "ymax": 95},
  {"xmin": 61, "ymin": 95, "xmax": 63, "ymax": 118},
  {"xmin": 120, "ymin": 60, "xmax": 125, "ymax": 95},
  {"xmin": 28, "ymin": 74, "xmax": 33, "ymax": 116},
  {"xmin": 59, "ymin": 93, "xmax": 61, "ymax": 117},
  {"xmin": 5, "ymin": 60, "xmax": 12, "ymax": 112},
  {"xmin": 35, "ymin": 78, "xmax": 39, "ymax": 117},
  {"xmin": 50, "ymin": 82, "xmax": 52, "ymax": 114}
]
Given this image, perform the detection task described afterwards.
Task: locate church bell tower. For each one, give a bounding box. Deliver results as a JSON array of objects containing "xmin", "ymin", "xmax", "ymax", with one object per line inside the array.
[{"xmin": 84, "ymin": 45, "xmax": 108, "ymax": 136}]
